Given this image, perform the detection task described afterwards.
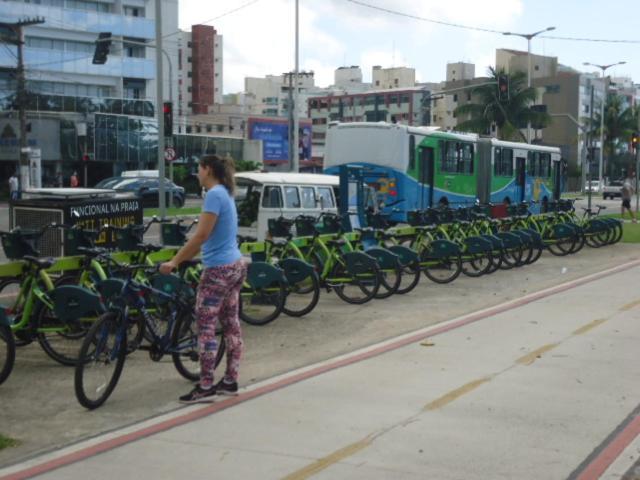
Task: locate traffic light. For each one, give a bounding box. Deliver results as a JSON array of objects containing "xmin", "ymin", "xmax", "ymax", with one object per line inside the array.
[
  {"xmin": 497, "ymin": 74, "xmax": 509, "ymax": 101},
  {"xmin": 92, "ymin": 32, "xmax": 112, "ymax": 65},
  {"xmin": 632, "ymin": 131, "xmax": 639, "ymax": 151},
  {"xmin": 163, "ymin": 102, "xmax": 173, "ymax": 138}
]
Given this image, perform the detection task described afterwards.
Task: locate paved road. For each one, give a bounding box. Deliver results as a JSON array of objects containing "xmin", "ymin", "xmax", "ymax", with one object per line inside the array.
[{"xmin": 2, "ymin": 254, "xmax": 640, "ymax": 479}]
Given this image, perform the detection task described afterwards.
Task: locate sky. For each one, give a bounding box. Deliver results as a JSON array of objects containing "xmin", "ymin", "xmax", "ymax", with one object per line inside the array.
[{"xmin": 178, "ymin": 0, "xmax": 639, "ymax": 94}]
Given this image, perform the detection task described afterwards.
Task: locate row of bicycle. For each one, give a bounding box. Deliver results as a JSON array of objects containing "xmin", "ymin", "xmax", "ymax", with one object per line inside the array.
[{"xmin": 233, "ymin": 199, "xmax": 623, "ymax": 324}]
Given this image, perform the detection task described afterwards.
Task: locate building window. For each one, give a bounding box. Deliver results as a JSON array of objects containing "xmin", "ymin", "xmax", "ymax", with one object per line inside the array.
[
  {"xmin": 124, "ymin": 6, "xmax": 144, "ymax": 17},
  {"xmin": 188, "ymin": 72, "xmax": 192, "ymax": 78},
  {"xmin": 375, "ymin": 80, "xmax": 380, "ymax": 86},
  {"xmin": 453, "ymin": 94, "xmax": 458, "ymax": 102}
]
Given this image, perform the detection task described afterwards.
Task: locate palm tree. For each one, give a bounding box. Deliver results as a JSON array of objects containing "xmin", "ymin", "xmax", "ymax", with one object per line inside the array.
[
  {"xmin": 454, "ymin": 67, "xmax": 551, "ymax": 142},
  {"xmin": 584, "ymin": 95, "xmax": 638, "ymax": 176}
]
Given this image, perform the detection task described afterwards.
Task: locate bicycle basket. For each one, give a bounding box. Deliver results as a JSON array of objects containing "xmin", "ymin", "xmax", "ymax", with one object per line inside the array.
[
  {"xmin": 406, "ymin": 210, "xmax": 423, "ymax": 227},
  {"xmin": 294, "ymin": 216, "xmax": 317, "ymax": 237},
  {"xmin": 268, "ymin": 217, "xmax": 293, "ymax": 238},
  {"xmin": 65, "ymin": 229, "xmax": 98, "ymax": 256},
  {"xmin": 320, "ymin": 214, "xmax": 342, "ymax": 234},
  {"xmin": 1, "ymin": 230, "xmax": 40, "ymax": 259},
  {"xmin": 161, "ymin": 223, "xmax": 187, "ymax": 246},
  {"xmin": 115, "ymin": 226, "xmax": 144, "ymax": 251}
]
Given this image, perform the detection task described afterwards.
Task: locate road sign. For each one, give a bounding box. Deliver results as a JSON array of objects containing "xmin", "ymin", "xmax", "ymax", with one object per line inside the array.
[{"xmin": 164, "ymin": 147, "xmax": 176, "ymax": 162}]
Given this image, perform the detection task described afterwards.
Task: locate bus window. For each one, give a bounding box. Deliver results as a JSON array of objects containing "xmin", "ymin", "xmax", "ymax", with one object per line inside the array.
[
  {"xmin": 527, "ymin": 152, "xmax": 537, "ymax": 176},
  {"xmin": 284, "ymin": 186, "xmax": 301, "ymax": 208},
  {"xmin": 459, "ymin": 143, "xmax": 474, "ymax": 174},
  {"xmin": 539, "ymin": 153, "xmax": 551, "ymax": 177},
  {"xmin": 442, "ymin": 142, "xmax": 458, "ymax": 173},
  {"xmin": 495, "ymin": 148, "xmax": 513, "ymax": 176},
  {"xmin": 317, "ymin": 187, "xmax": 335, "ymax": 209},
  {"xmin": 300, "ymin": 187, "xmax": 316, "ymax": 209},
  {"xmin": 409, "ymin": 135, "xmax": 416, "ymax": 171},
  {"xmin": 262, "ymin": 186, "xmax": 283, "ymax": 208}
]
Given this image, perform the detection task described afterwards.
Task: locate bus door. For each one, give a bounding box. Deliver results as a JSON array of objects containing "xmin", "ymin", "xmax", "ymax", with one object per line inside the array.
[
  {"xmin": 418, "ymin": 147, "xmax": 435, "ymax": 208},
  {"xmin": 515, "ymin": 157, "xmax": 526, "ymax": 202},
  {"xmin": 552, "ymin": 159, "xmax": 563, "ymax": 200}
]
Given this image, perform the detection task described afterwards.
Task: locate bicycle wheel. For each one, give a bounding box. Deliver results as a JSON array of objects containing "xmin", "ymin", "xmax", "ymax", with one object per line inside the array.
[
  {"xmin": 395, "ymin": 262, "xmax": 421, "ymax": 295},
  {"xmin": 330, "ymin": 263, "xmax": 380, "ymax": 305},
  {"xmin": 0, "ymin": 279, "xmax": 31, "ymax": 347},
  {"xmin": 499, "ymin": 245, "xmax": 524, "ymax": 270},
  {"xmin": 74, "ymin": 312, "xmax": 127, "ymax": 409},
  {"xmin": 375, "ymin": 266, "xmax": 402, "ymax": 299},
  {"xmin": 421, "ymin": 251, "xmax": 462, "ymax": 284},
  {"xmin": 282, "ymin": 272, "xmax": 321, "ymax": 317},
  {"xmin": 35, "ymin": 300, "xmax": 90, "ymax": 366},
  {"xmin": 239, "ymin": 280, "xmax": 286, "ymax": 326},
  {"xmin": 0, "ymin": 325, "xmax": 16, "ymax": 386},
  {"xmin": 461, "ymin": 252, "xmax": 492, "ymax": 277},
  {"xmin": 171, "ymin": 308, "xmax": 225, "ymax": 381}
]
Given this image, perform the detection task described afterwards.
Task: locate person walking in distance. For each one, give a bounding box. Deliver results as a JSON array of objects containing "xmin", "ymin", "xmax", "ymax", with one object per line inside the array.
[
  {"xmin": 160, "ymin": 154, "xmax": 247, "ymax": 403},
  {"xmin": 8, "ymin": 173, "xmax": 19, "ymax": 201},
  {"xmin": 621, "ymin": 173, "xmax": 637, "ymax": 223},
  {"xmin": 70, "ymin": 171, "xmax": 79, "ymax": 188}
]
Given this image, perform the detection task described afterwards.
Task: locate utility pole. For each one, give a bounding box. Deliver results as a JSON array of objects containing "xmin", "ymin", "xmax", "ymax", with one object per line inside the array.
[
  {"xmin": 292, "ymin": 0, "xmax": 300, "ymax": 173},
  {"xmin": 154, "ymin": 0, "xmax": 166, "ymax": 218},
  {"xmin": 0, "ymin": 17, "xmax": 45, "ymax": 191},
  {"xmin": 587, "ymin": 84, "xmax": 595, "ymax": 212}
]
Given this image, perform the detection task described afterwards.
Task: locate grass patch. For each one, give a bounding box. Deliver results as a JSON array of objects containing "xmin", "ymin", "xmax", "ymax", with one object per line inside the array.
[
  {"xmin": 621, "ymin": 222, "xmax": 640, "ymax": 243},
  {"xmin": 0, "ymin": 434, "xmax": 19, "ymax": 450},
  {"xmin": 561, "ymin": 192, "xmax": 583, "ymax": 199},
  {"xmin": 144, "ymin": 206, "xmax": 200, "ymax": 217}
]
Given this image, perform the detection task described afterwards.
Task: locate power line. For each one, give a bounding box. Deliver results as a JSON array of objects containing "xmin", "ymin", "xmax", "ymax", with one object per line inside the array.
[
  {"xmin": 163, "ymin": 0, "xmax": 262, "ymax": 39},
  {"xmin": 344, "ymin": 0, "xmax": 640, "ymax": 44},
  {"xmin": 2, "ymin": 44, "xmax": 18, "ymax": 60}
]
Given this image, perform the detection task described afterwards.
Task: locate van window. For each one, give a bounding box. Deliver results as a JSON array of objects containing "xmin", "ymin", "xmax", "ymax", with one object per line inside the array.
[
  {"xmin": 300, "ymin": 187, "xmax": 316, "ymax": 208},
  {"xmin": 262, "ymin": 186, "xmax": 283, "ymax": 208},
  {"xmin": 317, "ymin": 187, "xmax": 335, "ymax": 208},
  {"xmin": 284, "ymin": 186, "xmax": 301, "ymax": 208}
]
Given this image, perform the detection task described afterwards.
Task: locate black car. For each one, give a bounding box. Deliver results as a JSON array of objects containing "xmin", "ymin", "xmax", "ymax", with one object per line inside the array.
[{"xmin": 110, "ymin": 177, "xmax": 186, "ymax": 208}]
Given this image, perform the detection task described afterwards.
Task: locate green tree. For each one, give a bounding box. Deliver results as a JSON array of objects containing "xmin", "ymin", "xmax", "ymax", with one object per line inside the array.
[
  {"xmin": 454, "ymin": 67, "xmax": 551, "ymax": 142},
  {"xmin": 584, "ymin": 95, "xmax": 638, "ymax": 176}
]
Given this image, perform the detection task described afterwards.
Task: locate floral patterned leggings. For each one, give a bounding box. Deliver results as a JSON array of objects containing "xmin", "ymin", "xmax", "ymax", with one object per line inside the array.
[{"xmin": 196, "ymin": 260, "xmax": 247, "ymax": 389}]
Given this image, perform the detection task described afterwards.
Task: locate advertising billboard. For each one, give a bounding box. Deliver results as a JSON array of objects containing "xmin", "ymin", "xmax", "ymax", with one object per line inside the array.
[{"xmin": 248, "ymin": 117, "xmax": 312, "ymax": 165}]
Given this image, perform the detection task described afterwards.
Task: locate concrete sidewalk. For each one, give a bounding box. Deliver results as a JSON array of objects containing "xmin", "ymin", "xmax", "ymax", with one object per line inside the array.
[{"xmin": 2, "ymin": 261, "xmax": 640, "ymax": 480}]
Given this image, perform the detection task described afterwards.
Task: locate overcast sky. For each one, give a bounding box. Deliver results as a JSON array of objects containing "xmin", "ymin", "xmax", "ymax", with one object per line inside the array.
[{"xmin": 178, "ymin": 0, "xmax": 639, "ymax": 94}]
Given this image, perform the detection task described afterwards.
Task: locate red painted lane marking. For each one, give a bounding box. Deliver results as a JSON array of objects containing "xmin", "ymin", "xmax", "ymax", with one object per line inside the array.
[
  {"xmin": 574, "ymin": 414, "xmax": 640, "ymax": 480},
  {"xmin": 3, "ymin": 258, "xmax": 640, "ymax": 480}
]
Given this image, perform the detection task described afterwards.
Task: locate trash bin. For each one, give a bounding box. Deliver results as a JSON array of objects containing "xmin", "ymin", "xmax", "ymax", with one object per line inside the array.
[{"xmin": 9, "ymin": 188, "xmax": 143, "ymax": 257}]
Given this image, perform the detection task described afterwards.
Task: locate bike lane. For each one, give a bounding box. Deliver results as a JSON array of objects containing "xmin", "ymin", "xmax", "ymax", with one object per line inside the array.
[{"xmin": 2, "ymin": 260, "xmax": 640, "ymax": 480}]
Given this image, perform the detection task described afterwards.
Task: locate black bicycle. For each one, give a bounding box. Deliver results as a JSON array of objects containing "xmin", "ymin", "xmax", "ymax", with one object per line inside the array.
[{"xmin": 74, "ymin": 264, "xmax": 225, "ymax": 409}]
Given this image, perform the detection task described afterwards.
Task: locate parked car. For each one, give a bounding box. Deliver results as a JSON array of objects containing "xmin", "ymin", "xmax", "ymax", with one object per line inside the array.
[
  {"xmin": 603, "ymin": 180, "xmax": 624, "ymax": 200},
  {"xmin": 109, "ymin": 177, "xmax": 186, "ymax": 208},
  {"xmin": 585, "ymin": 180, "xmax": 603, "ymax": 193},
  {"xmin": 94, "ymin": 176, "xmax": 124, "ymax": 189}
]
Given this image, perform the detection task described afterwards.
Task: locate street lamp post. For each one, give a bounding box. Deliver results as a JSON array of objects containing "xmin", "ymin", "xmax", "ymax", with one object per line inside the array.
[
  {"xmin": 502, "ymin": 26, "xmax": 555, "ymax": 144},
  {"xmin": 582, "ymin": 61, "xmax": 626, "ymax": 189}
]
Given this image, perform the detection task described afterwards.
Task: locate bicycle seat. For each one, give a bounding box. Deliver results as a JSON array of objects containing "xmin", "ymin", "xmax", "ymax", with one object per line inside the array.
[
  {"xmin": 269, "ymin": 238, "xmax": 288, "ymax": 247},
  {"xmin": 77, "ymin": 246, "xmax": 109, "ymax": 257},
  {"xmin": 327, "ymin": 238, "xmax": 347, "ymax": 248},
  {"xmin": 136, "ymin": 243, "xmax": 163, "ymax": 253},
  {"xmin": 595, "ymin": 205, "xmax": 607, "ymax": 210},
  {"xmin": 23, "ymin": 255, "xmax": 55, "ymax": 270}
]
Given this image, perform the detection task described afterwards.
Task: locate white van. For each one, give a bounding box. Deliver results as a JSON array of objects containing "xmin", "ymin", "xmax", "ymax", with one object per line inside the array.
[{"xmin": 235, "ymin": 172, "xmax": 340, "ymax": 241}]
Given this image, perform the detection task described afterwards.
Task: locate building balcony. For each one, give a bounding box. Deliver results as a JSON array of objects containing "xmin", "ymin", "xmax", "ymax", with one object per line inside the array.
[
  {"xmin": 0, "ymin": 2, "xmax": 155, "ymax": 39},
  {"xmin": 0, "ymin": 46, "xmax": 155, "ymax": 79}
]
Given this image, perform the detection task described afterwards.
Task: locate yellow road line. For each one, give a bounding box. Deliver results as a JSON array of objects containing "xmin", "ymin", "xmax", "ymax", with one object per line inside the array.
[
  {"xmin": 281, "ymin": 436, "xmax": 373, "ymax": 480},
  {"xmin": 573, "ymin": 318, "xmax": 608, "ymax": 335},
  {"xmin": 516, "ymin": 343, "xmax": 558, "ymax": 366},
  {"xmin": 619, "ymin": 299, "xmax": 640, "ymax": 312},
  {"xmin": 423, "ymin": 377, "xmax": 491, "ymax": 411}
]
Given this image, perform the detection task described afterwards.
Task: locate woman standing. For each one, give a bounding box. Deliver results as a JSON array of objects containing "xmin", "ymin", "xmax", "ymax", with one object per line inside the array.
[{"xmin": 160, "ymin": 155, "xmax": 246, "ymax": 403}]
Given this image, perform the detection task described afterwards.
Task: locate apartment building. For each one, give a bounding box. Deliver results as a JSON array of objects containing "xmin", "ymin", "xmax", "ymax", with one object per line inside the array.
[
  {"xmin": 0, "ymin": 0, "xmax": 179, "ymax": 184},
  {"xmin": 177, "ymin": 24, "xmax": 223, "ymax": 116}
]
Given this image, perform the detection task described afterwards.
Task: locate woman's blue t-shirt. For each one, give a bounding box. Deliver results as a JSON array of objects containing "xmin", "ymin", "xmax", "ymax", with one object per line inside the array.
[{"xmin": 201, "ymin": 185, "xmax": 241, "ymax": 268}]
